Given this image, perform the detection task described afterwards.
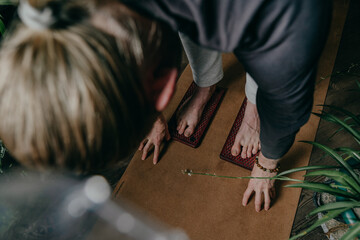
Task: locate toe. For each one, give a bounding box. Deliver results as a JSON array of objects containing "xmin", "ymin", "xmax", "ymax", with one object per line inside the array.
[
  {"xmin": 231, "ymin": 147, "xmax": 240, "ymax": 157},
  {"xmin": 231, "ymin": 133, "xmax": 243, "ymax": 156},
  {"xmin": 177, "ymin": 120, "xmax": 183, "ymax": 132},
  {"xmin": 252, "ymin": 143, "xmax": 259, "ymax": 155},
  {"xmin": 241, "ymin": 146, "xmax": 248, "ymax": 158},
  {"xmin": 247, "ymin": 146, "xmax": 253, "ymax": 158},
  {"xmin": 178, "ymin": 121, "xmax": 187, "ymax": 135},
  {"xmin": 184, "ymin": 125, "xmax": 195, "ymax": 137}
]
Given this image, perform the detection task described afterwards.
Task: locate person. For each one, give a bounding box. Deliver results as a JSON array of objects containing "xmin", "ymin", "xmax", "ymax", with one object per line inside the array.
[
  {"xmin": 125, "ymin": 0, "xmax": 332, "ymax": 212},
  {"xmin": 139, "ymin": 33, "xmax": 260, "ymax": 164},
  {"xmin": 0, "ymin": 0, "xmax": 332, "ymax": 212},
  {"xmin": 0, "ymin": 0, "xmax": 182, "ymax": 174}
]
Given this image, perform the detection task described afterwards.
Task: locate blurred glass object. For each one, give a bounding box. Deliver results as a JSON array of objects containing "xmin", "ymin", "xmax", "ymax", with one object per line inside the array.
[{"xmin": 0, "ymin": 171, "xmax": 189, "ymax": 240}]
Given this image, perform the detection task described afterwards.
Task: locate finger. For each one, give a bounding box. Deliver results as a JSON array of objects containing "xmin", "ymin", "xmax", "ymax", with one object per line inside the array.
[
  {"xmin": 166, "ymin": 134, "xmax": 171, "ymax": 141},
  {"xmin": 153, "ymin": 145, "xmax": 160, "ymax": 165},
  {"xmin": 141, "ymin": 141, "xmax": 152, "ymax": 160},
  {"xmin": 138, "ymin": 139, "xmax": 147, "ymax": 151},
  {"xmin": 254, "ymin": 190, "xmax": 262, "ymax": 212},
  {"xmin": 242, "ymin": 187, "xmax": 253, "ymax": 206},
  {"xmin": 270, "ymin": 188, "xmax": 276, "ymax": 199},
  {"xmin": 264, "ymin": 190, "xmax": 271, "ymax": 211},
  {"xmin": 184, "ymin": 125, "xmax": 195, "ymax": 137},
  {"xmin": 241, "ymin": 146, "xmax": 248, "ymax": 158},
  {"xmin": 231, "ymin": 135, "xmax": 242, "ymax": 156},
  {"xmin": 178, "ymin": 121, "xmax": 187, "ymax": 135}
]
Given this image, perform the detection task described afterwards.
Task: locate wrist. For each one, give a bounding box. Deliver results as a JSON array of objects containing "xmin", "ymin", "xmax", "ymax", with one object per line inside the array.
[{"xmin": 156, "ymin": 113, "xmax": 166, "ymax": 122}]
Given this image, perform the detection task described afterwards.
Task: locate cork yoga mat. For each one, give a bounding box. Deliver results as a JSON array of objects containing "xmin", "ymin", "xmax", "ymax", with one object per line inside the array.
[{"xmin": 114, "ymin": 2, "xmax": 349, "ymax": 239}]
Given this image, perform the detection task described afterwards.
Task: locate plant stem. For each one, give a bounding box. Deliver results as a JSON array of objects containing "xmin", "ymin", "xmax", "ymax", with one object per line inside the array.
[{"xmin": 182, "ymin": 170, "xmax": 303, "ymax": 182}]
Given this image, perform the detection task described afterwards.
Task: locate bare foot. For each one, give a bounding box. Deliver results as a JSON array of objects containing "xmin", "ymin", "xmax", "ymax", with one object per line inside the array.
[
  {"xmin": 177, "ymin": 85, "xmax": 216, "ymax": 137},
  {"xmin": 231, "ymin": 100, "xmax": 260, "ymax": 158}
]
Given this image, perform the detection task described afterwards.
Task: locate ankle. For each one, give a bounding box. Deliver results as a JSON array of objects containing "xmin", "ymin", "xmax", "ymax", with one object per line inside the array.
[
  {"xmin": 197, "ymin": 85, "xmax": 215, "ymax": 94},
  {"xmin": 258, "ymin": 152, "xmax": 280, "ymax": 169}
]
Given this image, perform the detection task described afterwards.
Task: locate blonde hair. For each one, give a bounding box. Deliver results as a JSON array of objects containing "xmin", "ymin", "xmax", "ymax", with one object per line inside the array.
[{"xmin": 0, "ymin": 0, "xmax": 181, "ymax": 173}]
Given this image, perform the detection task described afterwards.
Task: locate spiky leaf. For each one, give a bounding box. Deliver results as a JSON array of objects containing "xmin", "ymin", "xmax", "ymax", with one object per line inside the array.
[
  {"xmin": 309, "ymin": 201, "xmax": 360, "ymax": 216},
  {"xmin": 305, "ymin": 170, "xmax": 360, "ymax": 194},
  {"xmin": 290, "ymin": 208, "xmax": 349, "ymax": 240},
  {"xmin": 340, "ymin": 221, "xmax": 360, "ymax": 240},
  {"xmin": 0, "ymin": 18, "xmax": 5, "ymax": 35},
  {"xmin": 277, "ymin": 165, "xmax": 339, "ymax": 177},
  {"xmin": 285, "ymin": 182, "xmax": 358, "ymax": 199},
  {"xmin": 313, "ymin": 112, "xmax": 360, "ymax": 143},
  {"xmin": 336, "ymin": 147, "xmax": 360, "ymax": 163},
  {"xmin": 302, "ymin": 141, "xmax": 360, "ymax": 186},
  {"xmin": 321, "ymin": 105, "xmax": 360, "ymax": 126}
]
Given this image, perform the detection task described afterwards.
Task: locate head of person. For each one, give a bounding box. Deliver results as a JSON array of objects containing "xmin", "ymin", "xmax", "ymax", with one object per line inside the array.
[{"xmin": 0, "ymin": 0, "xmax": 181, "ymax": 174}]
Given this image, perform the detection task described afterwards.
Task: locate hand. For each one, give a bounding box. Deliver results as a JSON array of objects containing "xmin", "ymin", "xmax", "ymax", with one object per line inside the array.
[
  {"xmin": 242, "ymin": 152, "xmax": 279, "ymax": 212},
  {"xmin": 138, "ymin": 114, "xmax": 170, "ymax": 164}
]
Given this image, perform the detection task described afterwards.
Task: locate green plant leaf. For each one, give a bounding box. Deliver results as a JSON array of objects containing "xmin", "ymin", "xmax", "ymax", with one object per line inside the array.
[
  {"xmin": 336, "ymin": 147, "xmax": 360, "ymax": 162},
  {"xmin": 328, "ymin": 126, "xmax": 345, "ymax": 140},
  {"xmin": 289, "ymin": 208, "xmax": 348, "ymax": 240},
  {"xmin": 321, "ymin": 105, "xmax": 360, "ymax": 126},
  {"xmin": 313, "ymin": 112, "xmax": 360, "ymax": 143},
  {"xmin": 0, "ymin": 18, "xmax": 5, "ymax": 36},
  {"xmin": 356, "ymin": 80, "xmax": 360, "ymax": 91},
  {"xmin": 0, "ymin": 1, "xmax": 18, "ymax": 5},
  {"xmin": 340, "ymin": 221, "xmax": 360, "ymax": 240},
  {"xmin": 285, "ymin": 182, "xmax": 358, "ymax": 199},
  {"xmin": 277, "ymin": 165, "xmax": 339, "ymax": 177},
  {"xmin": 305, "ymin": 170, "xmax": 360, "ymax": 194},
  {"xmin": 309, "ymin": 201, "xmax": 360, "ymax": 216},
  {"xmin": 302, "ymin": 141, "xmax": 360, "ymax": 186}
]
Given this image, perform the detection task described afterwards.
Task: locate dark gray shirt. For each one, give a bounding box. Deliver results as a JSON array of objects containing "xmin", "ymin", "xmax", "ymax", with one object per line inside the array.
[
  {"xmin": 123, "ymin": 0, "xmax": 332, "ymax": 159},
  {"xmin": 123, "ymin": 0, "xmax": 268, "ymax": 52}
]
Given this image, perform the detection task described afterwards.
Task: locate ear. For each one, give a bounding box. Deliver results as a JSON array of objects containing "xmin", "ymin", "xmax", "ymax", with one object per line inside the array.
[{"xmin": 150, "ymin": 68, "xmax": 178, "ymax": 111}]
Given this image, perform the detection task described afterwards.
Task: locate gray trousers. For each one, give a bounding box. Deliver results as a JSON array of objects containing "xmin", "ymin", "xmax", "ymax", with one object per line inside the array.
[
  {"xmin": 179, "ymin": 33, "xmax": 257, "ymax": 105},
  {"xmin": 178, "ymin": 0, "xmax": 331, "ymax": 159}
]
